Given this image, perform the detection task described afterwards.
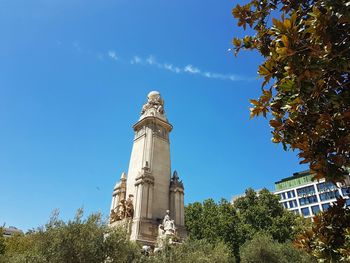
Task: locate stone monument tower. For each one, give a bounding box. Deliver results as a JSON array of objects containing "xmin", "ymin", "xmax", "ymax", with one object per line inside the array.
[{"xmin": 109, "ymin": 91, "xmax": 186, "ymax": 246}]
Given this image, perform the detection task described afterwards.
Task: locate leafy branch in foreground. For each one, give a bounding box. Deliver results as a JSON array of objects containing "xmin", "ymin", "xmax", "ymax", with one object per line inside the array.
[
  {"xmin": 294, "ymin": 198, "xmax": 350, "ymax": 262},
  {"xmin": 232, "ymin": 0, "xmax": 350, "ymax": 182}
]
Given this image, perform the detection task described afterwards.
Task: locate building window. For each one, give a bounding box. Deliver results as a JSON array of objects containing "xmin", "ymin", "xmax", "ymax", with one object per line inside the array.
[
  {"xmin": 289, "ymin": 199, "xmax": 298, "ymax": 208},
  {"xmin": 317, "ymin": 182, "xmax": 337, "ymax": 192},
  {"xmin": 322, "ymin": 203, "xmax": 330, "ymax": 211},
  {"xmin": 299, "ymin": 195, "xmax": 318, "ymax": 205},
  {"xmin": 297, "ymin": 185, "xmax": 316, "ymax": 197},
  {"xmin": 283, "ymin": 202, "xmax": 288, "ymax": 209},
  {"xmin": 301, "ymin": 207, "xmax": 310, "ymax": 216},
  {"xmin": 286, "ymin": 190, "xmax": 295, "ymax": 199},
  {"xmin": 341, "ymin": 188, "xmax": 350, "ymax": 197},
  {"xmin": 346, "ymin": 199, "xmax": 350, "ymax": 207},
  {"xmin": 319, "ymin": 190, "xmax": 340, "ymax": 201},
  {"xmin": 280, "ymin": 192, "xmax": 286, "ymax": 200},
  {"xmin": 311, "ymin": 205, "xmax": 320, "ymax": 215}
]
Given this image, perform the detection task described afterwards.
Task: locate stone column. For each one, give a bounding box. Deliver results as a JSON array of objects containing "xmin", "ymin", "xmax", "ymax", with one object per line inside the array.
[
  {"xmin": 169, "ymin": 171, "xmax": 186, "ymax": 238},
  {"xmin": 130, "ymin": 166, "xmax": 155, "ymax": 241}
]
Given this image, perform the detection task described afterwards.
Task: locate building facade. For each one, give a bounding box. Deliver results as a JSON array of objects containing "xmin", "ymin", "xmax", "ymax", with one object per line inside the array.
[
  {"xmin": 109, "ymin": 91, "xmax": 186, "ymax": 246},
  {"xmin": 275, "ymin": 170, "xmax": 350, "ymax": 218},
  {"xmin": 2, "ymin": 226, "xmax": 23, "ymax": 237}
]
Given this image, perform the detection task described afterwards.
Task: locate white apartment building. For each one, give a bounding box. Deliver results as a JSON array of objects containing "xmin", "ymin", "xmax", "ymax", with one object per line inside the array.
[{"xmin": 274, "ymin": 170, "xmax": 350, "ymax": 218}]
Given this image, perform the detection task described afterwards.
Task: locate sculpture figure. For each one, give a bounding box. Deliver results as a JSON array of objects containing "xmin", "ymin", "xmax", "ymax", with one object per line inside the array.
[
  {"xmin": 140, "ymin": 91, "xmax": 165, "ymax": 115},
  {"xmin": 116, "ymin": 199, "xmax": 126, "ymax": 220},
  {"xmin": 162, "ymin": 210, "xmax": 170, "ymax": 225},
  {"xmin": 110, "ymin": 209, "xmax": 118, "ymax": 223},
  {"xmin": 155, "ymin": 210, "xmax": 178, "ymax": 250},
  {"xmin": 159, "ymin": 210, "xmax": 176, "ymax": 236},
  {"xmin": 125, "ymin": 194, "xmax": 134, "ymax": 219}
]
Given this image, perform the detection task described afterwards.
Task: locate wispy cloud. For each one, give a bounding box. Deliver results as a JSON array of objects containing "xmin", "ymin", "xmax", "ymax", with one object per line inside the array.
[
  {"xmin": 126, "ymin": 55, "xmax": 243, "ymax": 81},
  {"xmin": 130, "ymin": 56, "xmax": 141, "ymax": 64},
  {"xmin": 108, "ymin": 50, "xmax": 118, "ymax": 61},
  {"xmin": 184, "ymin": 64, "xmax": 200, "ymax": 74},
  {"xmin": 146, "ymin": 55, "xmax": 156, "ymax": 65},
  {"xmin": 164, "ymin": 63, "xmax": 181, "ymax": 73},
  {"xmin": 65, "ymin": 41, "xmax": 246, "ymax": 82}
]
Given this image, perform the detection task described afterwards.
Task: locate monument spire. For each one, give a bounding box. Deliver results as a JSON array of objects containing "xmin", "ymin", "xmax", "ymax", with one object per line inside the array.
[{"xmin": 109, "ymin": 91, "xmax": 186, "ymax": 246}]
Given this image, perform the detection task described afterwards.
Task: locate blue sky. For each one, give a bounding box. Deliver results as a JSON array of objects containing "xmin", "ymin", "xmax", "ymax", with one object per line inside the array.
[{"xmin": 0, "ymin": 0, "xmax": 306, "ymax": 231}]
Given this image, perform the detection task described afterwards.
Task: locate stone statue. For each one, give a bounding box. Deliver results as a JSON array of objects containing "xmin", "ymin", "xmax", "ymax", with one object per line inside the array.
[
  {"xmin": 155, "ymin": 210, "xmax": 178, "ymax": 250},
  {"xmin": 159, "ymin": 210, "xmax": 176, "ymax": 236},
  {"xmin": 110, "ymin": 209, "xmax": 118, "ymax": 223},
  {"xmin": 163, "ymin": 218, "xmax": 176, "ymax": 235},
  {"xmin": 162, "ymin": 210, "xmax": 171, "ymax": 226},
  {"xmin": 125, "ymin": 194, "xmax": 134, "ymax": 219},
  {"xmin": 110, "ymin": 196, "xmax": 130, "ymax": 223},
  {"xmin": 141, "ymin": 91, "xmax": 165, "ymax": 115},
  {"xmin": 116, "ymin": 199, "xmax": 126, "ymax": 220}
]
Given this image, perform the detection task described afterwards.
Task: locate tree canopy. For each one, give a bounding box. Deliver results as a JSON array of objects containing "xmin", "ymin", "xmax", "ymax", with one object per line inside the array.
[
  {"xmin": 240, "ymin": 232, "xmax": 314, "ymax": 263},
  {"xmin": 232, "ymin": 0, "xmax": 350, "ymax": 182},
  {"xmin": 1, "ymin": 209, "xmax": 235, "ymax": 263},
  {"xmin": 185, "ymin": 189, "xmax": 301, "ymax": 262},
  {"xmin": 2, "ymin": 209, "xmax": 140, "ymax": 263},
  {"xmin": 185, "ymin": 198, "xmax": 239, "ymax": 260},
  {"xmin": 233, "ymin": 188, "xmax": 298, "ymax": 244}
]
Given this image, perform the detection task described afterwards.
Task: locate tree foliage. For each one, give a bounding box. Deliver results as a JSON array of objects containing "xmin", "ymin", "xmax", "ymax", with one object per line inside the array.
[
  {"xmin": 185, "ymin": 189, "xmax": 299, "ymax": 262},
  {"xmin": 1, "ymin": 209, "xmax": 234, "ymax": 263},
  {"xmin": 240, "ymin": 232, "xmax": 315, "ymax": 263},
  {"xmin": 294, "ymin": 198, "xmax": 350, "ymax": 262},
  {"xmin": 233, "ymin": 188, "xmax": 297, "ymax": 244},
  {"xmin": 232, "ymin": 0, "xmax": 350, "ymax": 182},
  {"xmin": 142, "ymin": 239, "xmax": 234, "ymax": 263},
  {"xmin": 185, "ymin": 199, "xmax": 239, "ymax": 259},
  {"xmin": 0, "ymin": 228, "xmax": 5, "ymax": 256},
  {"xmin": 2, "ymin": 209, "xmax": 140, "ymax": 263}
]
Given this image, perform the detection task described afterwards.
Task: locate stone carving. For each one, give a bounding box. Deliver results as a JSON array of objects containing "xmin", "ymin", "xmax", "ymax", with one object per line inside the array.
[
  {"xmin": 110, "ymin": 199, "xmax": 126, "ymax": 223},
  {"xmin": 117, "ymin": 199, "xmax": 126, "ymax": 219},
  {"xmin": 156, "ymin": 210, "xmax": 178, "ymax": 250},
  {"xmin": 141, "ymin": 91, "xmax": 165, "ymax": 115},
  {"xmin": 158, "ymin": 210, "xmax": 176, "ymax": 237},
  {"xmin": 162, "ymin": 210, "xmax": 171, "ymax": 225},
  {"xmin": 125, "ymin": 194, "xmax": 134, "ymax": 219},
  {"xmin": 110, "ymin": 172, "xmax": 128, "ymax": 224},
  {"xmin": 110, "ymin": 194, "xmax": 134, "ymax": 223},
  {"xmin": 170, "ymin": 170, "xmax": 184, "ymax": 188},
  {"xmin": 109, "ymin": 209, "xmax": 119, "ymax": 223}
]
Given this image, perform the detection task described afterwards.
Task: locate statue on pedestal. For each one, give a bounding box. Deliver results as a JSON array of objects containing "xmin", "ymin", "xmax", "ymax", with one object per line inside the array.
[
  {"xmin": 156, "ymin": 210, "xmax": 178, "ymax": 250},
  {"xmin": 140, "ymin": 91, "xmax": 165, "ymax": 116}
]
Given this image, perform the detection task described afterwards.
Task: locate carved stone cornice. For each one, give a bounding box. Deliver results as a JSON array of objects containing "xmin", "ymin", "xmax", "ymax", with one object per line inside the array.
[
  {"xmin": 135, "ymin": 167, "xmax": 155, "ymax": 186},
  {"xmin": 133, "ymin": 116, "xmax": 173, "ymax": 133},
  {"xmin": 169, "ymin": 186, "xmax": 184, "ymax": 194}
]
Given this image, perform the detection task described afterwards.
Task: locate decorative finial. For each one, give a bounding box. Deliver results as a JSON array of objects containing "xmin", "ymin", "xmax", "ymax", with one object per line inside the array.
[
  {"xmin": 140, "ymin": 91, "xmax": 165, "ymax": 117},
  {"xmin": 170, "ymin": 170, "xmax": 184, "ymax": 188},
  {"xmin": 172, "ymin": 170, "xmax": 179, "ymax": 180}
]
